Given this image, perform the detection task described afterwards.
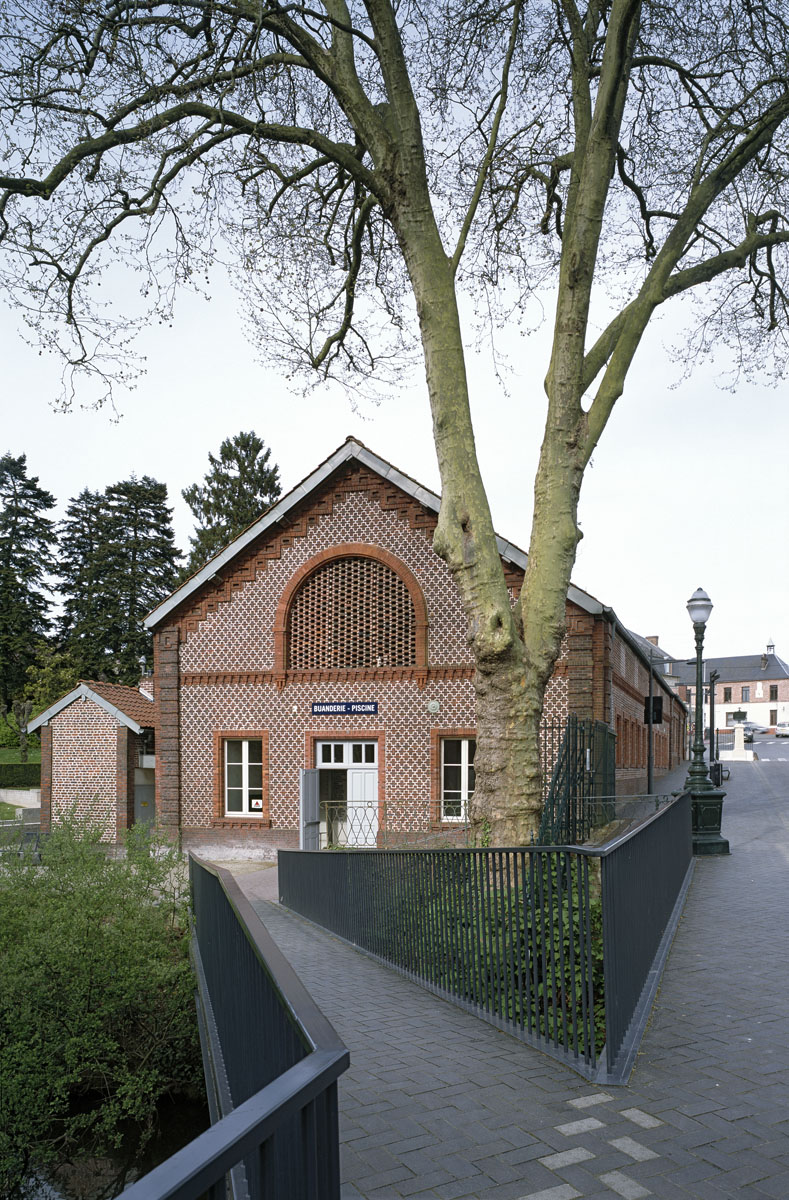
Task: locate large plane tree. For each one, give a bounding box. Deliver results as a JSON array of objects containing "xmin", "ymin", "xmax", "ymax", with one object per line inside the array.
[{"xmin": 1, "ymin": 1, "xmax": 788, "ymax": 841}]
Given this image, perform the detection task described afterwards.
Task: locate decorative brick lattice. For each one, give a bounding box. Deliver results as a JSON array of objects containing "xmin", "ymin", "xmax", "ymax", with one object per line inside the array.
[
  {"xmin": 180, "ymin": 490, "xmax": 474, "ymax": 672},
  {"xmin": 288, "ymin": 556, "xmax": 415, "ymax": 670},
  {"xmin": 49, "ymin": 700, "xmax": 117, "ymax": 839}
]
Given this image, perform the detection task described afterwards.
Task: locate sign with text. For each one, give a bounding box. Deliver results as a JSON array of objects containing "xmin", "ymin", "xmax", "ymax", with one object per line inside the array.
[{"xmin": 311, "ymin": 701, "xmax": 378, "ymax": 716}]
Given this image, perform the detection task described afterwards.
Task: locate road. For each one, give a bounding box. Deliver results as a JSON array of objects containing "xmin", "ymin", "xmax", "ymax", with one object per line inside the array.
[{"xmin": 749, "ymin": 732, "xmax": 789, "ymax": 764}]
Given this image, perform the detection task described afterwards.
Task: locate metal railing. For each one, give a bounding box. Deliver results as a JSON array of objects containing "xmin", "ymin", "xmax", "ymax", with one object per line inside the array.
[
  {"xmin": 121, "ymin": 858, "xmax": 349, "ymax": 1200},
  {"xmin": 279, "ymin": 791, "xmax": 692, "ymax": 1083},
  {"xmin": 538, "ymin": 715, "xmax": 617, "ymax": 844},
  {"xmin": 598, "ymin": 792, "xmax": 692, "ymax": 1075}
]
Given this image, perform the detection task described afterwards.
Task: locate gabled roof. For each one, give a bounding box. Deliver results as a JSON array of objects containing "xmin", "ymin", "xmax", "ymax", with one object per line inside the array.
[
  {"xmin": 625, "ymin": 629, "xmax": 675, "ymax": 666},
  {"xmin": 28, "ymin": 681, "xmax": 155, "ymax": 734},
  {"xmin": 665, "ymin": 653, "xmax": 789, "ymax": 686},
  {"xmin": 145, "ymin": 436, "xmax": 604, "ymax": 630}
]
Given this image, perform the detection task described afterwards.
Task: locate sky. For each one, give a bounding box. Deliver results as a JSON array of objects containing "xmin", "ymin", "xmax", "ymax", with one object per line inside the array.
[{"xmin": 2, "ymin": 269, "xmax": 787, "ymax": 665}]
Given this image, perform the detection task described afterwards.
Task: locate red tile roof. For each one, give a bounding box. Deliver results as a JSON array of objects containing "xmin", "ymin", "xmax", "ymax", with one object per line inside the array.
[{"xmin": 82, "ymin": 681, "xmax": 156, "ymax": 726}]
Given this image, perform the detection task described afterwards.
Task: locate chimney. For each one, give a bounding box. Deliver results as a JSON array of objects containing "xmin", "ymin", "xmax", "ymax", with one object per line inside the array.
[
  {"xmin": 761, "ymin": 654, "xmax": 768, "ymax": 671},
  {"xmin": 646, "ymin": 636, "xmax": 659, "ymax": 646}
]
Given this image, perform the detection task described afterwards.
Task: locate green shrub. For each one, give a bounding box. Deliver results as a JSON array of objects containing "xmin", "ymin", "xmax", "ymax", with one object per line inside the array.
[
  {"xmin": 0, "ymin": 814, "xmax": 203, "ymax": 1197},
  {"xmin": 392, "ymin": 854, "xmax": 605, "ymax": 1056},
  {"xmin": 0, "ymin": 762, "xmax": 41, "ymax": 788}
]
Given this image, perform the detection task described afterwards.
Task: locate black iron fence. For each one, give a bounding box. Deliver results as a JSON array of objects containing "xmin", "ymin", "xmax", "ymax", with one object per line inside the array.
[
  {"xmin": 279, "ymin": 791, "xmax": 692, "ymax": 1083},
  {"xmin": 538, "ymin": 715, "xmax": 617, "ymax": 844},
  {"xmin": 121, "ymin": 858, "xmax": 348, "ymax": 1200}
]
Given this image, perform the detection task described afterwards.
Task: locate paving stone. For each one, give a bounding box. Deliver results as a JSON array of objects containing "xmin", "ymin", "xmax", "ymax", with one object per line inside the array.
[
  {"xmin": 620, "ymin": 1109, "xmax": 663, "ymax": 1129},
  {"xmin": 235, "ymin": 762, "xmax": 789, "ymax": 1199},
  {"xmin": 515, "ymin": 1186, "xmax": 582, "ymax": 1200},
  {"xmin": 608, "ymin": 1137, "xmax": 659, "ymax": 1162},
  {"xmin": 567, "ymin": 1092, "xmax": 614, "ymax": 1109},
  {"xmin": 597, "ymin": 1170, "xmax": 652, "ymax": 1198},
  {"xmin": 539, "ymin": 1147, "xmax": 596, "ymax": 1169}
]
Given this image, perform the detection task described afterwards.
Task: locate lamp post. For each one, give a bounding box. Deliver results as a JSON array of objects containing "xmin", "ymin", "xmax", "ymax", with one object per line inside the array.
[
  {"xmin": 685, "ymin": 587, "xmax": 713, "ymax": 792},
  {"xmin": 709, "ymin": 669, "xmax": 720, "ymax": 765},
  {"xmin": 684, "ymin": 587, "xmax": 729, "ymax": 854}
]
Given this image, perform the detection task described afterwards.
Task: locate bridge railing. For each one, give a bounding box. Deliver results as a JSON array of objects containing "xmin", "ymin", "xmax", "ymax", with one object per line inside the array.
[{"xmin": 121, "ymin": 856, "xmax": 349, "ymax": 1200}]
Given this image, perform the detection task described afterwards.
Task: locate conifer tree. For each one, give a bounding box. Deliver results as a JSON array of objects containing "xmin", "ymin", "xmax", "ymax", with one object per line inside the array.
[
  {"xmin": 57, "ymin": 488, "xmax": 115, "ymax": 680},
  {"xmin": 182, "ymin": 432, "xmax": 281, "ymax": 577},
  {"xmin": 101, "ymin": 476, "xmax": 181, "ymax": 683},
  {"xmin": 0, "ymin": 454, "xmax": 55, "ymax": 707}
]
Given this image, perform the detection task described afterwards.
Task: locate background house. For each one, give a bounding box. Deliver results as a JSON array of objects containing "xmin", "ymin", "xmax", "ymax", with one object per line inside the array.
[{"xmin": 661, "ymin": 642, "xmax": 789, "ymax": 732}]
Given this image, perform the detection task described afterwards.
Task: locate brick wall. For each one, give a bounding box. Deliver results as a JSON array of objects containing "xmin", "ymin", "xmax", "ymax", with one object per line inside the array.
[
  {"xmin": 612, "ymin": 629, "xmax": 686, "ymax": 795},
  {"xmin": 164, "ymin": 468, "xmax": 572, "ymax": 842},
  {"xmin": 49, "ymin": 699, "xmax": 118, "ymax": 839}
]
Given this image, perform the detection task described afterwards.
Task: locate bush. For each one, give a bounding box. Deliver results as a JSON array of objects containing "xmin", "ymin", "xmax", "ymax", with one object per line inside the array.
[
  {"xmin": 411, "ymin": 854, "xmax": 605, "ymax": 1055},
  {"xmin": 0, "ymin": 762, "xmax": 40, "ymax": 788},
  {"xmin": 0, "ymin": 814, "xmax": 204, "ymax": 1197}
]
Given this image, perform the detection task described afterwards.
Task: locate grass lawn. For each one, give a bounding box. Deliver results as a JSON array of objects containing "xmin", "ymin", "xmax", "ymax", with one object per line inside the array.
[
  {"xmin": 0, "ymin": 746, "xmax": 41, "ymax": 765},
  {"xmin": 0, "ymin": 800, "xmax": 21, "ymax": 819}
]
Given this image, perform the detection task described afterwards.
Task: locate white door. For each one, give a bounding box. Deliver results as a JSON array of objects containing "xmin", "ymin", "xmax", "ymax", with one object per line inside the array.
[{"xmin": 346, "ymin": 768, "xmax": 378, "ymax": 847}]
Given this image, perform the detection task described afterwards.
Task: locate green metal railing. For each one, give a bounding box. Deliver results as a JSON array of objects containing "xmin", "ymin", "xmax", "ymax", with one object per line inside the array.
[{"xmin": 538, "ymin": 715, "xmax": 616, "ymax": 844}]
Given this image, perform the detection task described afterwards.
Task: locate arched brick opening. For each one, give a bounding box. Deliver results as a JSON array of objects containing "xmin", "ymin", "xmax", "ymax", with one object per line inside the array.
[{"xmin": 274, "ymin": 543, "xmax": 429, "ymax": 676}]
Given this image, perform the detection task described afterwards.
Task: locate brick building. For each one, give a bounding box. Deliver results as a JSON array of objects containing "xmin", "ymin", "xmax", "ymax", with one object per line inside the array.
[
  {"xmin": 30, "ymin": 681, "xmax": 156, "ymax": 839},
  {"xmin": 35, "ymin": 438, "xmax": 686, "ymax": 847}
]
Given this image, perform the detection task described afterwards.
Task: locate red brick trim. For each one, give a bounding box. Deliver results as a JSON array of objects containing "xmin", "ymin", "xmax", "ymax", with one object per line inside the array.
[
  {"xmin": 304, "ymin": 728, "xmax": 386, "ymax": 837},
  {"xmin": 40, "ymin": 725, "xmax": 52, "ymax": 833},
  {"xmin": 116, "ymin": 726, "xmax": 136, "ymax": 839},
  {"xmin": 273, "ymin": 544, "xmax": 429, "ymax": 687},
  {"xmin": 163, "ymin": 463, "xmax": 438, "ymax": 638},
  {"xmin": 154, "ymin": 624, "xmax": 181, "ymax": 835},
  {"xmin": 212, "ymin": 729, "xmax": 271, "ymax": 825},
  {"xmin": 430, "ymin": 727, "xmax": 476, "ymax": 827},
  {"xmin": 181, "ymin": 664, "xmax": 474, "ymax": 688}
]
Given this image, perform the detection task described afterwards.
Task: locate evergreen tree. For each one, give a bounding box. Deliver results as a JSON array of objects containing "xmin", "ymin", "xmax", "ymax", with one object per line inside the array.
[
  {"xmin": 101, "ymin": 476, "xmax": 181, "ymax": 683},
  {"xmin": 0, "ymin": 453, "xmax": 56, "ymax": 707},
  {"xmin": 182, "ymin": 432, "xmax": 281, "ymax": 577},
  {"xmin": 24, "ymin": 644, "xmax": 82, "ymax": 714},
  {"xmin": 57, "ymin": 488, "xmax": 115, "ymax": 680}
]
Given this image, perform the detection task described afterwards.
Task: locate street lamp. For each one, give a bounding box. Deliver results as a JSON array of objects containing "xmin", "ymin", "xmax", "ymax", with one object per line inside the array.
[
  {"xmin": 684, "ymin": 587, "xmax": 729, "ymax": 854},
  {"xmin": 685, "ymin": 587, "xmax": 713, "ymax": 792}
]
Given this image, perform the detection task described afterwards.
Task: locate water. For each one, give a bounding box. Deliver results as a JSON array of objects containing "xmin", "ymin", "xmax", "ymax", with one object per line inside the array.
[{"xmin": 28, "ymin": 1094, "xmax": 210, "ymax": 1200}]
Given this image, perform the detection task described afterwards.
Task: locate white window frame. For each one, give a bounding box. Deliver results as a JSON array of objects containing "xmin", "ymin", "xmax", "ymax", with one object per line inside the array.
[
  {"xmin": 224, "ymin": 738, "xmax": 265, "ymax": 816},
  {"xmin": 441, "ymin": 737, "xmax": 475, "ymax": 822},
  {"xmin": 316, "ymin": 740, "xmax": 378, "ymax": 768}
]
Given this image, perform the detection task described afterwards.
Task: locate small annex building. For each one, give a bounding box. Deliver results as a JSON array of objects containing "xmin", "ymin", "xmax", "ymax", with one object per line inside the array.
[
  {"xmin": 35, "ymin": 438, "xmax": 686, "ymax": 848},
  {"xmin": 30, "ymin": 680, "xmax": 156, "ymax": 839}
]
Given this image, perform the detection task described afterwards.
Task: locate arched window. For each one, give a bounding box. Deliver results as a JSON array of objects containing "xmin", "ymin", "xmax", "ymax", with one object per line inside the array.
[{"xmin": 275, "ymin": 546, "xmax": 429, "ymax": 674}]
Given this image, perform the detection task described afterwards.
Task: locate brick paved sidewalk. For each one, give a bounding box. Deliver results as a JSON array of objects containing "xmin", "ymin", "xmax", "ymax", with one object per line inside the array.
[{"xmin": 227, "ymin": 762, "xmax": 789, "ymax": 1199}]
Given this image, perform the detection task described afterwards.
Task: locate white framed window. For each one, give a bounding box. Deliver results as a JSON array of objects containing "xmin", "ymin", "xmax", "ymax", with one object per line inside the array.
[
  {"xmin": 225, "ymin": 738, "xmax": 264, "ymax": 815},
  {"xmin": 441, "ymin": 738, "xmax": 475, "ymax": 821},
  {"xmin": 316, "ymin": 740, "xmax": 377, "ymax": 767}
]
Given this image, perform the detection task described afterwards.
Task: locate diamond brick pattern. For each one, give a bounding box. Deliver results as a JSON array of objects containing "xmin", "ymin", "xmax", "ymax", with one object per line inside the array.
[
  {"xmin": 176, "ymin": 475, "xmax": 573, "ymax": 834},
  {"xmin": 179, "ymin": 490, "xmax": 474, "ymax": 672}
]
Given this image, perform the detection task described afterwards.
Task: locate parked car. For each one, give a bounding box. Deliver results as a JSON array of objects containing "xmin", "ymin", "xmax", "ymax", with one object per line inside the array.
[
  {"xmin": 775, "ymin": 723, "xmax": 789, "ymax": 738},
  {"xmin": 741, "ymin": 722, "xmax": 769, "ymax": 743}
]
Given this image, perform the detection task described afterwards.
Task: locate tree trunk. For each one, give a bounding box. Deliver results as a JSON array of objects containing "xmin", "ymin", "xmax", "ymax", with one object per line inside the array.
[{"xmin": 392, "ymin": 196, "xmax": 558, "ymax": 844}]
